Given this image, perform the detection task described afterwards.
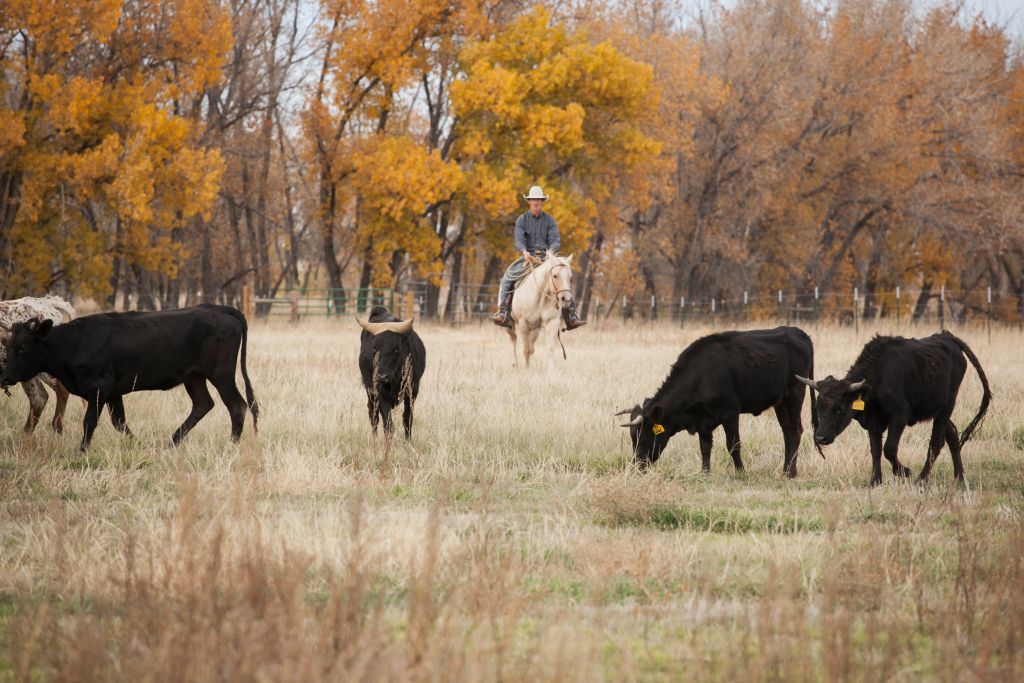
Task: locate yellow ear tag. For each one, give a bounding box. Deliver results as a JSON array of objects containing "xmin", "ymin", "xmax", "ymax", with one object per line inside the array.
[
  {"xmin": 852, "ymin": 398, "xmax": 865, "ymax": 411},
  {"xmin": 652, "ymin": 423, "xmax": 665, "ymax": 435}
]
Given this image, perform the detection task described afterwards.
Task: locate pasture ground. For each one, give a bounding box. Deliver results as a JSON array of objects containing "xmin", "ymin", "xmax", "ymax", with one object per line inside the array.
[{"xmin": 0, "ymin": 320, "xmax": 1022, "ymax": 681}]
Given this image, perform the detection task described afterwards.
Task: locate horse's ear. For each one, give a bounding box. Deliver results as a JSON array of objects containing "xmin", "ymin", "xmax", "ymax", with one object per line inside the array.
[{"xmin": 565, "ymin": 254, "xmax": 573, "ymax": 264}]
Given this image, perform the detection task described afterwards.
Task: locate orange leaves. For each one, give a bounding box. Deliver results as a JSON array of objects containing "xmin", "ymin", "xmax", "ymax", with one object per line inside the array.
[
  {"xmin": 350, "ymin": 135, "xmax": 462, "ymax": 283},
  {"xmin": 452, "ymin": 5, "xmax": 660, "ymax": 254},
  {"xmin": 0, "ymin": 0, "xmax": 231, "ymax": 297}
]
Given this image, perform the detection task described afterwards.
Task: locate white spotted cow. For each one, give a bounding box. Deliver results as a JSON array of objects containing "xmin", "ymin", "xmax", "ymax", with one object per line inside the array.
[{"xmin": 0, "ymin": 296, "xmax": 75, "ymax": 433}]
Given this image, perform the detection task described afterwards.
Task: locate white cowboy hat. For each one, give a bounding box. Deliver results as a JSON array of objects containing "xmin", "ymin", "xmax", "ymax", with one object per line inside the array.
[{"xmin": 523, "ymin": 185, "xmax": 548, "ymax": 201}]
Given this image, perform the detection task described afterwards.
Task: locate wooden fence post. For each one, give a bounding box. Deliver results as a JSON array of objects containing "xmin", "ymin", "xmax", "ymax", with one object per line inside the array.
[{"xmin": 289, "ymin": 290, "xmax": 299, "ymax": 323}]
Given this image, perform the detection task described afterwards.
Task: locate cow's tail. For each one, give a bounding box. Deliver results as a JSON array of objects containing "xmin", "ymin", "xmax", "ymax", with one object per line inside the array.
[
  {"xmin": 231, "ymin": 307, "xmax": 260, "ymax": 432},
  {"xmin": 951, "ymin": 334, "xmax": 991, "ymax": 447},
  {"xmin": 808, "ymin": 352, "xmax": 824, "ymax": 459}
]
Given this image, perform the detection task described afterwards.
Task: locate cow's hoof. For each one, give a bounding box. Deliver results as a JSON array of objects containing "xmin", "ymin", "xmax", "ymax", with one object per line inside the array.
[{"xmin": 896, "ymin": 466, "xmax": 912, "ymax": 478}]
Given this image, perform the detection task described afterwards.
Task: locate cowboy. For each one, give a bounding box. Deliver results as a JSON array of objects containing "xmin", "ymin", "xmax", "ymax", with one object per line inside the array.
[{"xmin": 490, "ymin": 185, "xmax": 586, "ymax": 330}]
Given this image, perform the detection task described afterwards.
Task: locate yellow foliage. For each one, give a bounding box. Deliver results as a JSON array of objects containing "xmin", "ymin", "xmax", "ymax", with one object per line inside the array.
[
  {"xmin": 452, "ymin": 5, "xmax": 660, "ymax": 255},
  {"xmin": 350, "ymin": 135, "xmax": 463, "ymax": 284},
  {"xmin": 0, "ymin": 0, "xmax": 231, "ymax": 297}
]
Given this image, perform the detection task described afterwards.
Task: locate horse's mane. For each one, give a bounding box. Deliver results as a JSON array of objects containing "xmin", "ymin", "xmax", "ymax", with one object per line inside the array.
[{"xmin": 533, "ymin": 252, "xmax": 568, "ymax": 271}]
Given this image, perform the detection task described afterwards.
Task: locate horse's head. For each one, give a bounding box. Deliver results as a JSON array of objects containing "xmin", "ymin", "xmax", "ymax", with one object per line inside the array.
[{"xmin": 544, "ymin": 253, "xmax": 575, "ymax": 307}]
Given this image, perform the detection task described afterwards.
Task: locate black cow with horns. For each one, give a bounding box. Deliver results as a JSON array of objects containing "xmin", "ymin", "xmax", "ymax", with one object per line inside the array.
[
  {"xmin": 797, "ymin": 331, "xmax": 991, "ymax": 486},
  {"xmin": 618, "ymin": 326, "xmax": 820, "ymax": 476},
  {"xmin": 357, "ymin": 306, "xmax": 426, "ymax": 439},
  {"xmin": 0, "ymin": 304, "xmax": 259, "ymax": 451}
]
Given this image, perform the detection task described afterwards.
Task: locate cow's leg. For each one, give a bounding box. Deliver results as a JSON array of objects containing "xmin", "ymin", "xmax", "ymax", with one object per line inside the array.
[
  {"xmin": 50, "ymin": 379, "xmax": 69, "ymax": 434},
  {"xmin": 172, "ymin": 376, "xmax": 216, "ymax": 445},
  {"xmin": 775, "ymin": 402, "xmax": 804, "ymax": 479},
  {"xmin": 210, "ymin": 373, "xmax": 247, "ymax": 442},
  {"xmin": 945, "ymin": 420, "xmax": 966, "ymax": 483},
  {"xmin": 868, "ymin": 428, "xmax": 884, "ymax": 486},
  {"xmin": 917, "ymin": 417, "xmax": 948, "ymax": 483},
  {"xmin": 21, "ymin": 378, "xmax": 47, "ymax": 433},
  {"xmin": 698, "ymin": 431, "xmax": 713, "ymax": 473},
  {"xmin": 402, "ymin": 393, "xmax": 414, "ymax": 440},
  {"xmin": 107, "ymin": 395, "xmax": 134, "ymax": 439},
  {"xmin": 80, "ymin": 396, "xmax": 105, "ymax": 451},
  {"xmin": 883, "ymin": 419, "xmax": 912, "ymax": 479},
  {"xmin": 723, "ymin": 415, "xmax": 743, "ymax": 472},
  {"xmin": 366, "ymin": 388, "xmax": 380, "ymax": 436}
]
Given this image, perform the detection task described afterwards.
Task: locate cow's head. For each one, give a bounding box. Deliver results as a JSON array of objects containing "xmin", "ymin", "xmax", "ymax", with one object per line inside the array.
[
  {"xmin": 796, "ymin": 375, "xmax": 869, "ymax": 446},
  {"xmin": 0, "ymin": 318, "xmax": 53, "ymax": 388},
  {"xmin": 356, "ymin": 315, "xmax": 415, "ymax": 396},
  {"xmin": 617, "ymin": 398, "xmax": 669, "ymax": 468}
]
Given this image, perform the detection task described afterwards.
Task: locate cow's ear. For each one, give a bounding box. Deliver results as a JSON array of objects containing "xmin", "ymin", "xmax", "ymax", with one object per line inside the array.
[
  {"xmin": 35, "ymin": 319, "xmax": 54, "ymax": 336},
  {"xmin": 645, "ymin": 404, "xmax": 663, "ymax": 421}
]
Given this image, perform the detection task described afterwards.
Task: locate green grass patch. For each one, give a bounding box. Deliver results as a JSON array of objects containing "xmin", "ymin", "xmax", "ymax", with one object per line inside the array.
[{"xmin": 646, "ymin": 505, "xmax": 824, "ymax": 534}]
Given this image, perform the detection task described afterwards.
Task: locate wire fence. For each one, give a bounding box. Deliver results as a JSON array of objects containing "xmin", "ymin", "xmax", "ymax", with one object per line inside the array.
[{"xmin": 245, "ymin": 283, "xmax": 1024, "ymax": 332}]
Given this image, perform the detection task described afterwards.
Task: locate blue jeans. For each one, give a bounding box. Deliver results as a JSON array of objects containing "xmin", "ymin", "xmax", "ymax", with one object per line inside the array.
[{"xmin": 497, "ymin": 255, "xmax": 542, "ymax": 305}]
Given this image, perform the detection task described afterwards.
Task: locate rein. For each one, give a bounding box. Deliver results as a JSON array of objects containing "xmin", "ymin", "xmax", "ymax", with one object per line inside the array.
[{"xmin": 529, "ymin": 260, "xmax": 573, "ymax": 307}]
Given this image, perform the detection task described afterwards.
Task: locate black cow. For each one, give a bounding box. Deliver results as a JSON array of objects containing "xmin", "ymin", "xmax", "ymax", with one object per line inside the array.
[
  {"xmin": 618, "ymin": 326, "xmax": 819, "ymax": 476},
  {"xmin": 357, "ymin": 306, "xmax": 426, "ymax": 439},
  {"xmin": 0, "ymin": 304, "xmax": 259, "ymax": 451},
  {"xmin": 797, "ymin": 331, "xmax": 991, "ymax": 486}
]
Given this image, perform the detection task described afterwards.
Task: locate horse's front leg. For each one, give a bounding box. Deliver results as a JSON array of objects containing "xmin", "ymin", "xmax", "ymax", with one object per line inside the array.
[
  {"xmin": 508, "ymin": 322, "xmax": 520, "ymax": 368},
  {"xmin": 523, "ymin": 325, "xmax": 538, "ymax": 369},
  {"xmin": 544, "ymin": 317, "xmax": 561, "ymax": 372}
]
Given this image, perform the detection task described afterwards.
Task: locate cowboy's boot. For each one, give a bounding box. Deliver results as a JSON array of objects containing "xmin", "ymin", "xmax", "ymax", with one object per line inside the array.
[
  {"xmin": 562, "ymin": 300, "xmax": 587, "ymax": 330},
  {"xmin": 490, "ymin": 290, "xmax": 515, "ymax": 328}
]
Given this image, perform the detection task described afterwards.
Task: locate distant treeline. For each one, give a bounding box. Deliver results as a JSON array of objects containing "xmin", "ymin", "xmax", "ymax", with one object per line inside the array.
[{"xmin": 2, "ymin": 1, "xmax": 1024, "ymax": 319}]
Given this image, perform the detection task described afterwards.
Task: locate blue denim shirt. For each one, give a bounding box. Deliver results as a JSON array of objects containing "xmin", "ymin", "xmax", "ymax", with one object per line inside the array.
[{"xmin": 514, "ymin": 211, "xmax": 560, "ymax": 255}]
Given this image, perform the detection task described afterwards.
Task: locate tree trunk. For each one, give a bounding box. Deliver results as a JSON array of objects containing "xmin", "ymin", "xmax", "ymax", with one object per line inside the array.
[
  {"xmin": 319, "ymin": 175, "xmax": 346, "ymax": 313},
  {"xmin": 201, "ymin": 219, "xmax": 215, "ymax": 303},
  {"xmin": 444, "ymin": 248, "xmax": 463, "ymax": 320},
  {"xmin": 912, "ymin": 281, "xmax": 932, "ymax": 322},
  {"xmin": 133, "ymin": 265, "xmax": 157, "ymax": 311},
  {"xmin": 357, "ymin": 241, "xmax": 373, "ymax": 313},
  {"xmin": 107, "ymin": 217, "xmax": 124, "ymax": 309},
  {"xmin": 579, "ymin": 231, "xmax": 604, "ymax": 318},
  {"xmin": 476, "ymin": 254, "xmax": 502, "ymax": 312}
]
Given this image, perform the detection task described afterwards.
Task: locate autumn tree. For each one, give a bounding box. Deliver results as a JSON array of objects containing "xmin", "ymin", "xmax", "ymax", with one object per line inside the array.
[
  {"xmin": 450, "ymin": 4, "xmax": 662, "ymax": 314},
  {"xmin": 0, "ymin": 0, "xmax": 229, "ymax": 301},
  {"xmin": 306, "ymin": 0, "xmax": 487, "ymax": 312}
]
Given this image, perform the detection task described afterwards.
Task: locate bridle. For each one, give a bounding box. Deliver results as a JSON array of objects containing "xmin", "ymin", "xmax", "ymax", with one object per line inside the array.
[{"xmin": 530, "ymin": 259, "xmax": 573, "ymax": 306}]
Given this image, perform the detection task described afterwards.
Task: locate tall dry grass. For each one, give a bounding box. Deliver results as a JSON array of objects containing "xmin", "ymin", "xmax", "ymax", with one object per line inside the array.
[{"xmin": 1, "ymin": 320, "xmax": 1022, "ymax": 680}]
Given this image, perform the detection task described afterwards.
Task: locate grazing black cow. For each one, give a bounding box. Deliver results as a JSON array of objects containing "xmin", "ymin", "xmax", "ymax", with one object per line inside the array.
[
  {"xmin": 0, "ymin": 304, "xmax": 259, "ymax": 451},
  {"xmin": 618, "ymin": 326, "xmax": 819, "ymax": 476},
  {"xmin": 357, "ymin": 306, "xmax": 426, "ymax": 439},
  {"xmin": 797, "ymin": 331, "xmax": 991, "ymax": 486}
]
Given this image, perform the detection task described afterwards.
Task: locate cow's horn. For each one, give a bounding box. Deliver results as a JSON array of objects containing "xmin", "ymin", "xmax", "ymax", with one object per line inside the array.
[
  {"xmin": 848, "ymin": 379, "xmax": 866, "ymax": 391},
  {"xmin": 613, "ymin": 407, "xmax": 635, "ymax": 417},
  {"xmin": 620, "ymin": 415, "xmax": 643, "ymax": 428},
  {"xmin": 355, "ymin": 315, "xmax": 414, "ymax": 335},
  {"xmin": 795, "ymin": 375, "xmax": 819, "ymax": 390}
]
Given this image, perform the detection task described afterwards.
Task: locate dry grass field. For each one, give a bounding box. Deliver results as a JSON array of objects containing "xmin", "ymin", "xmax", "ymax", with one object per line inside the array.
[{"xmin": 0, "ymin": 319, "xmax": 1022, "ymax": 681}]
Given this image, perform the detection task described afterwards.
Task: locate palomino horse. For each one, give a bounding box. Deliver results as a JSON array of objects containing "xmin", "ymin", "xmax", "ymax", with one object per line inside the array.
[{"xmin": 507, "ymin": 251, "xmax": 575, "ymax": 368}]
